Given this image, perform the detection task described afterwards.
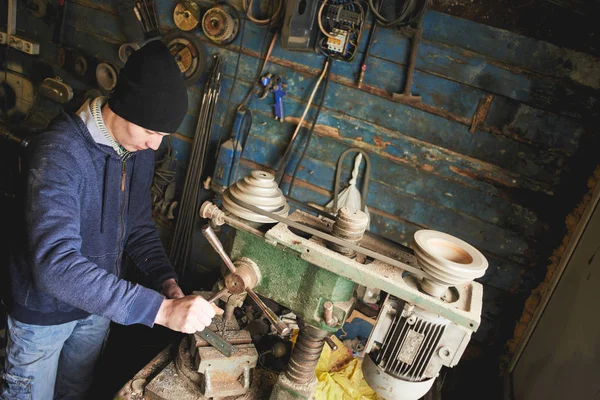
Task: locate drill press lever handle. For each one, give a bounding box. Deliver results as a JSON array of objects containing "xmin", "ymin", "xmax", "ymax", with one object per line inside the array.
[
  {"xmin": 202, "ymin": 225, "xmax": 238, "ymax": 274},
  {"xmin": 202, "ymin": 224, "xmax": 291, "ymax": 336}
]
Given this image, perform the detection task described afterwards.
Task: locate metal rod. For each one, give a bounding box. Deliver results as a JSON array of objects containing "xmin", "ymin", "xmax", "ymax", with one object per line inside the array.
[
  {"xmin": 201, "ymin": 225, "xmax": 238, "ymax": 274},
  {"xmin": 205, "ymin": 286, "xmax": 229, "ymax": 304},
  {"xmin": 246, "ymin": 288, "xmax": 291, "ymax": 336}
]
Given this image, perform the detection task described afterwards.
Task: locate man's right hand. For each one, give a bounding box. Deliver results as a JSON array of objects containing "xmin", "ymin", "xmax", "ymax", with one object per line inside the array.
[{"xmin": 154, "ymin": 295, "xmax": 223, "ymax": 333}]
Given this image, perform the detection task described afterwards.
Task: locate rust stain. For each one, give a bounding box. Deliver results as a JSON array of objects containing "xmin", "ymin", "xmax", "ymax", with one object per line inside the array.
[
  {"xmin": 470, "ymin": 94, "xmax": 494, "ymax": 134},
  {"xmin": 284, "ymin": 116, "xmax": 340, "ymax": 138},
  {"xmin": 502, "ymin": 166, "xmax": 600, "ymax": 369},
  {"xmin": 447, "ymin": 56, "xmax": 466, "ymax": 65},
  {"xmin": 373, "ymin": 136, "xmax": 387, "ymax": 148},
  {"xmin": 173, "ymin": 133, "xmax": 193, "ymax": 143},
  {"xmin": 449, "ymin": 165, "xmax": 518, "ymax": 188}
]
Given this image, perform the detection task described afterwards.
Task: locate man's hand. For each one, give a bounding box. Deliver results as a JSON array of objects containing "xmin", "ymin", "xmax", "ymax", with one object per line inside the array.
[
  {"xmin": 161, "ymin": 278, "xmax": 184, "ymax": 299},
  {"xmin": 154, "ymin": 295, "xmax": 224, "ymax": 333}
]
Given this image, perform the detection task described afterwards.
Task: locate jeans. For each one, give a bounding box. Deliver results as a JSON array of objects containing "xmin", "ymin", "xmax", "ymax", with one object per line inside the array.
[{"xmin": 1, "ymin": 314, "xmax": 110, "ymax": 400}]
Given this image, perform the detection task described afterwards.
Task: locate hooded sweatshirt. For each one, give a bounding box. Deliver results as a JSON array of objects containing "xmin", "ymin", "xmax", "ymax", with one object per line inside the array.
[{"xmin": 8, "ymin": 110, "xmax": 176, "ymax": 327}]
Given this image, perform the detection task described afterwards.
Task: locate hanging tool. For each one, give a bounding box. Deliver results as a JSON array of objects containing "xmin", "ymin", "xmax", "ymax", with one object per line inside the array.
[
  {"xmin": 260, "ymin": 74, "xmax": 287, "ymax": 122},
  {"xmin": 211, "ymin": 33, "xmax": 278, "ymax": 190},
  {"xmin": 357, "ymin": 0, "xmax": 384, "ymax": 87},
  {"xmin": 275, "ymin": 59, "xmax": 330, "ymax": 185},
  {"xmin": 391, "ymin": 15, "xmax": 423, "ymax": 103}
]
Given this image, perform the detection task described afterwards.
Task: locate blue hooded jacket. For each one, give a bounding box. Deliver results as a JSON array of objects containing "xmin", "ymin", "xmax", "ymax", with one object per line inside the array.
[{"xmin": 8, "ymin": 111, "xmax": 176, "ymax": 327}]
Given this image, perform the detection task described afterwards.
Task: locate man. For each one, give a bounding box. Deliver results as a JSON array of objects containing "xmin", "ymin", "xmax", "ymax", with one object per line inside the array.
[{"xmin": 1, "ymin": 40, "xmax": 219, "ymax": 399}]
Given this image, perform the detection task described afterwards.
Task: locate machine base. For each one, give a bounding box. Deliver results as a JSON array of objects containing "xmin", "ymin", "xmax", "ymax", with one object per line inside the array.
[{"xmin": 269, "ymin": 373, "xmax": 318, "ymax": 400}]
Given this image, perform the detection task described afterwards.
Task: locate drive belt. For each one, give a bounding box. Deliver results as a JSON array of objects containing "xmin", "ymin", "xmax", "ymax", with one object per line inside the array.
[{"xmin": 228, "ymin": 197, "xmax": 427, "ymax": 278}]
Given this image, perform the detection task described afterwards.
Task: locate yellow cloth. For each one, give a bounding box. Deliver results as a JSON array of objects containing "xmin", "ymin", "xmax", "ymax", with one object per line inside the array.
[{"xmin": 313, "ymin": 335, "xmax": 383, "ymax": 400}]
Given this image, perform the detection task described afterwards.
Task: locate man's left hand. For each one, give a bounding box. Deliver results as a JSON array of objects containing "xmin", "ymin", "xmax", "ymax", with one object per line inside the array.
[{"xmin": 162, "ymin": 278, "xmax": 185, "ymax": 299}]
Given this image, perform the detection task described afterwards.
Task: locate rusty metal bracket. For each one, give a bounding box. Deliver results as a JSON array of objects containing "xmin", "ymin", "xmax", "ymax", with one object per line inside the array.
[{"xmin": 469, "ymin": 94, "xmax": 494, "ymax": 134}]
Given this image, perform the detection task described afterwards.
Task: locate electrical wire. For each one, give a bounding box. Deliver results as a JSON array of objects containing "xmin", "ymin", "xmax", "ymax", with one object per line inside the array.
[
  {"xmin": 318, "ymin": 0, "xmax": 338, "ymax": 39},
  {"xmin": 274, "ymin": 59, "xmax": 330, "ymax": 186},
  {"xmin": 288, "ymin": 58, "xmax": 333, "ymax": 197},
  {"xmin": 242, "ymin": 0, "xmax": 283, "ymax": 26},
  {"xmin": 214, "ymin": 17, "xmax": 246, "ymax": 159},
  {"xmin": 317, "ymin": 0, "xmax": 366, "ymax": 62},
  {"xmin": 368, "ymin": 0, "xmax": 428, "ymax": 27},
  {"xmin": 224, "ymin": 2, "xmax": 278, "ymax": 186}
]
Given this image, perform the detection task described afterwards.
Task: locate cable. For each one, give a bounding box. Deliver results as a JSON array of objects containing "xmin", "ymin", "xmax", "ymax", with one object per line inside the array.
[
  {"xmin": 288, "ymin": 58, "xmax": 333, "ymax": 197},
  {"xmin": 368, "ymin": 0, "xmax": 428, "ymax": 27},
  {"xmin": 318, "ymin": 0, "xmax": 338, "ymax": 38},
  {"xmin": 275, "ymin": 59, "xmax": 330, "ymax": 185},
  {"xmin": 224, "ymin": 2, "xmax": 278, "ymax": 186},
  {"xmin": 242, "ymin": 0, "xmax": 283, "ymax": 26},
  {"xmin": 214, "ymin": 17, "xmax": 246, "ymax": 159}
]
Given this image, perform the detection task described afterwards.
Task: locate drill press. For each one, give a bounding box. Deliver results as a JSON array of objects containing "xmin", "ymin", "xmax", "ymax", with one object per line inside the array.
[{"xmin": 197, "ymin": 170, "xmax": 488, "ymax": 400}]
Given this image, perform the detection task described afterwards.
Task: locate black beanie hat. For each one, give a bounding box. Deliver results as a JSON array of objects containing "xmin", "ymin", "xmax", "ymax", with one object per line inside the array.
[{"xmin": 109, "ymin": 40, "xmax": 188, "ymax": 133}]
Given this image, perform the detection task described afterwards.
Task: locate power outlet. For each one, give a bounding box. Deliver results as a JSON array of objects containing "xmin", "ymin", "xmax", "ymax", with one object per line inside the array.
[
  {"xmin": 7, "ymin": 35, "xmax": 40, "ymax": 55},
  {"xmin": 0, "ymin": 32, "xmax": 6, "ymax": 45}
]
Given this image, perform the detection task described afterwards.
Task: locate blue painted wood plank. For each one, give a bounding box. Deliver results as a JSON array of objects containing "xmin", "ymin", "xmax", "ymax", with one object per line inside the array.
[
  {"xmin": 171, "ymin": 25, "xmax": 587, "ymax": 159},
  {"xmin": 64, "ymin": 2, "xmax": 126, "ymax": 44},
  {"xmin": 197, "ymin": 52, "xmax": 565, "ymax": 190},
  {"xmin": 236, "ymin": 73, "xmax": 561, "ymax": 190},
  {"xmin": 370, "ymin": 32, "xmax": 598, "ymax": 119},
  {"xmin": 233, "ymin": 109, "xmax": 546, "ymax": 237},
  {"xmin": 423, "ymin": 10, "xmax": 600, "ymax": 90}
]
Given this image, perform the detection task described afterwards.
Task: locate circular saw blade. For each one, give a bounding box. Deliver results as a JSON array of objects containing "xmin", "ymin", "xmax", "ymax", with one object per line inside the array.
[{"xmin": 173, "ymin": 1, "xmax": 200, "ymax": 31}]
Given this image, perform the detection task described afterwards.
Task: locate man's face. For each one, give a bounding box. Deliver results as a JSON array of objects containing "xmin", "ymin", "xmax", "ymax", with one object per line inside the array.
[{"xmin": 112, "ymin": 115, "xmax": 169, "ymax": 152}]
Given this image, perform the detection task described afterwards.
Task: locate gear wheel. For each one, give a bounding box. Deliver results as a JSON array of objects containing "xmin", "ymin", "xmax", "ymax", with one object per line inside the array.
[{"xmin": 201, "ymin": 4, "xmax": 239, "ymax": 45}]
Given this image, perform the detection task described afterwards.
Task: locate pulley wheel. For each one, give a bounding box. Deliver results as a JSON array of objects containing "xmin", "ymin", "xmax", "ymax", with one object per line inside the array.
[
  {"xmin": 201, "ymin": 4, "xmax": 239, "ymax": 45},
  {"xmin": 163, "ymin": 31, "xmax": 206, "ymax": 86},
  {"xmin": 74, "ymin": 55, "xmax": 88, "ymax": 77},
  {"xmin": 96, "ymin": 62, "xmax": 119, "ymax": 92},
  {"xmin": 173, "ymin": 0, "xmax": 200, "ymax": 32},
  {"xmin": 118, "ymin": 42, "xmax": 141, "ymax": 64}
]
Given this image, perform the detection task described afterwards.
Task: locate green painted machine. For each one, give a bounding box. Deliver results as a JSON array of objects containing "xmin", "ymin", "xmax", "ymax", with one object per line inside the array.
[{"xmin": 197, "ymin": 170, "xmax": 488, "ymax": 400}]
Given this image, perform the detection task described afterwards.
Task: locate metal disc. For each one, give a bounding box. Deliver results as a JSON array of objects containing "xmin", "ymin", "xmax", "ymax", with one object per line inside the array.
[
  {"xmin": 118, "ymin": 42, "xmax": 140, "ymax": 64},
  {"xmin": 163, "ymin": 31, "xmax": 206, "ymax": 86},
  {"xmin": 201, "ymin": 4, "xmax": 239, "ymax": 45},
  {"xmin": 95, "ymin": 62, "xmax": 118, "ymax": 92},
  {"xmin": 173, "ymin": 1, "xmax": 200, "ymax": 31}
]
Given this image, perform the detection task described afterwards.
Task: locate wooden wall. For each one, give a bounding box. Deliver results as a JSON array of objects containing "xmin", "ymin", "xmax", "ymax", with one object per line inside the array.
[{"xmin": 5, "ymin": 0, "xmax": 600, "ymax": 390}]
